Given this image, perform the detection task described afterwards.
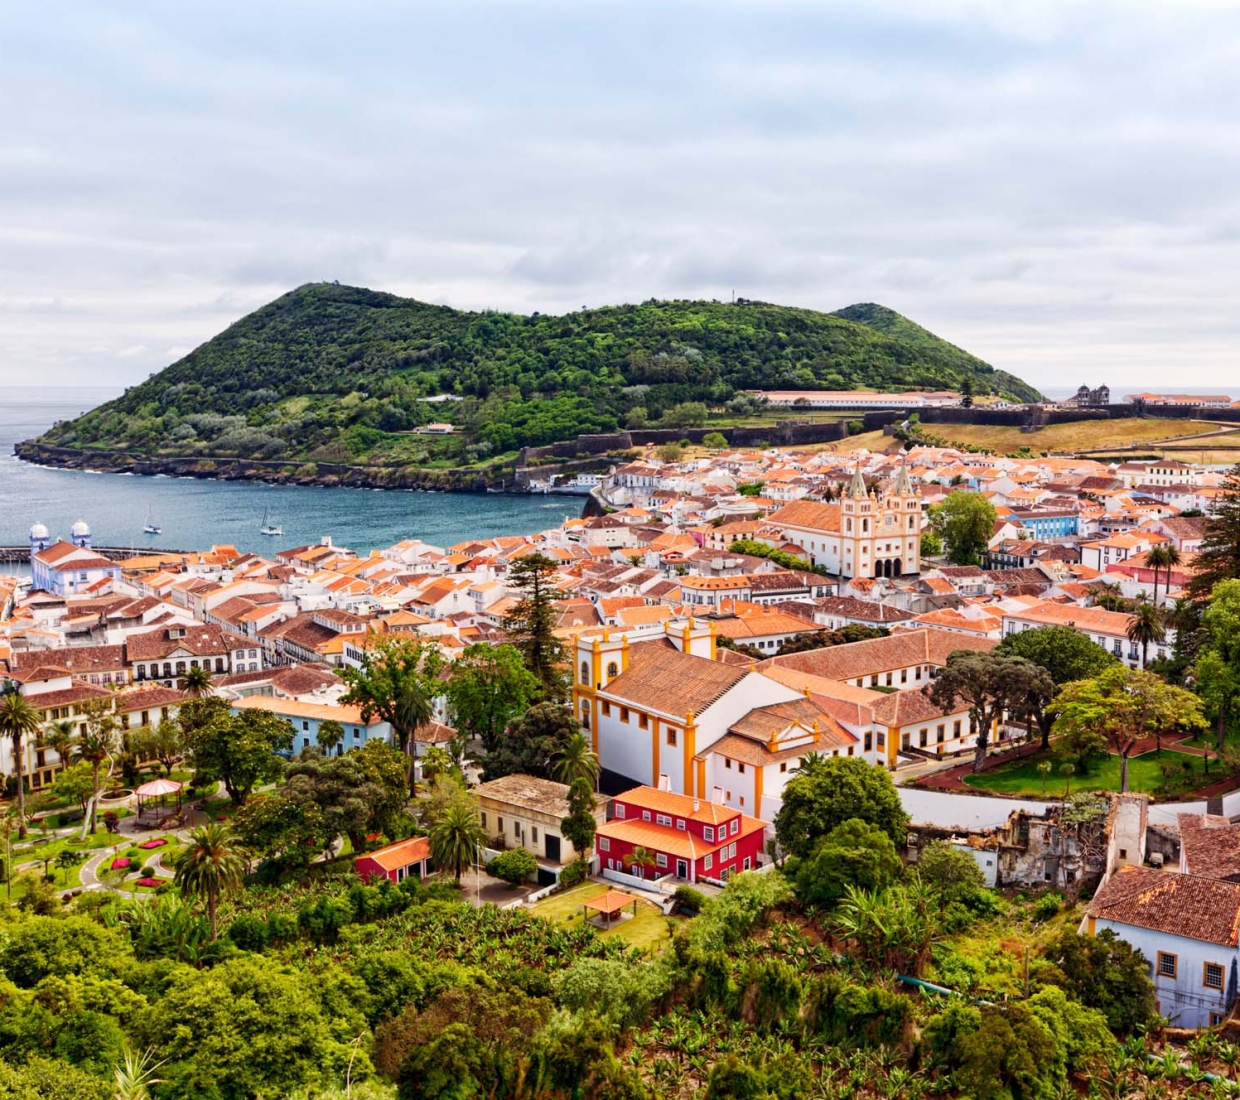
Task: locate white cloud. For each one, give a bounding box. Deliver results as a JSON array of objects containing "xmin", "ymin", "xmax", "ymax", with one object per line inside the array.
[{"xmin": 1, "ymin": 0, "xmax": 1239, "ymax": 390}]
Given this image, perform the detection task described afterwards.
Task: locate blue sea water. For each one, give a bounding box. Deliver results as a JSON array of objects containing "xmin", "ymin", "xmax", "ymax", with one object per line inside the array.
[{"xmin": 0, "ymin": 387, "xmax": 574, "ymax": 557}]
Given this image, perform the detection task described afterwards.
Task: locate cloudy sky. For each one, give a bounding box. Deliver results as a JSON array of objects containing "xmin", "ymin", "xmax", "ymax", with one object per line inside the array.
[{"xmin": 3, "ymin": 0, "xmax": 1239, "ymax": 393}]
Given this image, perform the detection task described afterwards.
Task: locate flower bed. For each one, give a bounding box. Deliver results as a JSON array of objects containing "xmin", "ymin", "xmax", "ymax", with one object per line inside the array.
[
  {"xmin": 110, "ymin": 857, "xmax": 131, "ymax": 870},
  {"xmin": 139, "ymin": 838, "xmax": 168, "ymax": 850},
  {"xmin": 135, "ymin": 877, "xmax": 170, "ymax": 888}
]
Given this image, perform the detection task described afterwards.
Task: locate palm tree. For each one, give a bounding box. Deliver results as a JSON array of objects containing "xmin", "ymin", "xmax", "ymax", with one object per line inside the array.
[
  {"xmin": 1059, "ymin": 762, "xmax": 1075, "ymax": 800},
  {"xmin": 551, "ymin": 731, "xmax": 600, "ymax": 789},
  {"xmin": 44, "ymin": 719, "xmax": 76, "ymax": 767},
  {"xmin": 173, "ymin": 824, "xmax": 247, "ymax": 939},
  {"xmin": 627, "ymin": 846, "xmax": 657, "ymax": 879},
  {"xmin": 428, "ymin": 798, "xmax": 485, "ymax": 881},
  {"xmin": 1145, "ymin": 545, "xmax": 1170, "ymax": 607},
  {"xmin": 1037, "ymin": 759, "xmax": 1053, "ymax": 795},
  {"xmin": 0, "ymin": 687, "xmax": 42, "ymax": 837},
  {"xmin": 76, "ymin": 709, "xmax": 120, "ymax": 833},
  {"xmin": 113, "ymin": 1048, "xmax": 166, "ymax": 1100},
  {"xmin": 1161, "ymin": 545, "xmax": 1183, "ymax": 605},
  {"xmin": 395, "ymin": 681, "xmax": 434, "ymax": 781},
  {"xmin": 315, "ymin": 719, "xmax": 344, "ymax": 756},
  {"xmin": 181, "ymin": 665, "xmax": 213, "ymax": 698},
  {"xmin": 1128, "ymin": 601, "xmax": 1167, "ymax": 668}
]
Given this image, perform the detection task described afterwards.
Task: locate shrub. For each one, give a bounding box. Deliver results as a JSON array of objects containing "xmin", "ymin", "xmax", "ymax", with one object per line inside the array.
[
  {"xmin": 487, "ymin": 847, "xmax": 538, "ymax": 886},
  {"xmin": 558, "ymin": 860, "xmax": 588, "ymax": 889},
  {"xmin": 673, "ymin": 885, "xmax": 707, "ymax": 915},
  {"xmin": 702, "ymin": 431, "xmax": 728, "ymax": 449},
  {"xmin": 228, "ymin": 914, "xmax": 272, "ymax": 951},
  {"xmin": 1032, "ymin": 892, "xmax": 1064, "ymax": 922}
]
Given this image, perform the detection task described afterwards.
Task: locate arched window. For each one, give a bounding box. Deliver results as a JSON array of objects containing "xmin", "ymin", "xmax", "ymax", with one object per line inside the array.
[
  {"xmin": 580, "ymin": 661, "xmax": 590, "ymax": 685},
  {"xmin": 606, "ymin": 661, "xmax": 618, "ymax": 679}
]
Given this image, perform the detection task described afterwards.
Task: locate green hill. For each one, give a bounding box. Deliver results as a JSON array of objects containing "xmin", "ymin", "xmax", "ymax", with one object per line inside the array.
[{"xmin": 40, "ymin": 284, "xmax": 1041, "ymax": 467}]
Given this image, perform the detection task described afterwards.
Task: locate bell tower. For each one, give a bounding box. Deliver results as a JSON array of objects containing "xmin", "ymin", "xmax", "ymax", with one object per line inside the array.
[{"xmin": 840, "ymin": 464, "xmax": 874, "ymax": 578}]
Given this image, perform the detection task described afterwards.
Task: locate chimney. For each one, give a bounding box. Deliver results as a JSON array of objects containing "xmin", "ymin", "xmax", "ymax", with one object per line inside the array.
[
  {"xmin": 712, "ymin": 786, "xmax": 725, "ymax": 804},
  {"xmin": 692, "ymin": 799, "xmax": 700, "ymax": 812},
  {"xmin": 657, "ymin": 773, "xmax": 671, "ymax": 792}
]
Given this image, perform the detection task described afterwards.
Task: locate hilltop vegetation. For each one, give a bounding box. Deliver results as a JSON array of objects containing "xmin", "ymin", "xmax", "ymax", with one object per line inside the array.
[{"xmin": 38, "ymin": 284, "xmax": 1040, "ymax": 468}]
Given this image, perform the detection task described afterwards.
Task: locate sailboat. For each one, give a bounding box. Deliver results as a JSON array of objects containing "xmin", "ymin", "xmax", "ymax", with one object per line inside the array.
[
  {"xmin": 142, "ymin": 505, "xmax": 162, "ymax": 536},
  {"xmin": 260, "ymin": 507, "xmax": 283, "ymax": 537}
]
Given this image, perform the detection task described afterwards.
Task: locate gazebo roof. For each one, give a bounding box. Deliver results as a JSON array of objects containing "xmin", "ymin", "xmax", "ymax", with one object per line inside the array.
[
  {"xmin": 582, "ymin": 889, "xmax": 638, "ymax": 916},
  {"xmin": 135, "ymin": 777, "xmax": 183, "ymax": 797}
]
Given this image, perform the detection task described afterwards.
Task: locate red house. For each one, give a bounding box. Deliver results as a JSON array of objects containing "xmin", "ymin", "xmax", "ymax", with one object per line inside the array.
[
  {"xmin": 595, "ymin": 786, "xmax": 767, "ymax": 885},
  {"xmin": 354, "ymin": 836, "xmax": 433, "ymax": 884}
]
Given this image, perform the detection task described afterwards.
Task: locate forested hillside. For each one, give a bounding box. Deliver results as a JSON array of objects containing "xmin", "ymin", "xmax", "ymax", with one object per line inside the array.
[{"xmin": 38, "ymin": 284, "xmax": 1040, "ymax": 466}]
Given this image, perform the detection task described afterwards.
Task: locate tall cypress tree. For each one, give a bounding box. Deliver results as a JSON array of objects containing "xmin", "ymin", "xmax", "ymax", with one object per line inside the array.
[
  {"xmin": 1190, "ymin": 462, "xmax": 1240, "ymax": 600},
  {"xmin": 504, "ymin": 552, "xmax": 566, "ymax": 700}
]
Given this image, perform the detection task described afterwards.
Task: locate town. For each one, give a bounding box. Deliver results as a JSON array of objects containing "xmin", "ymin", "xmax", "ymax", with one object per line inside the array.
[{"xmin": 6, "ymin": 428, "xmax": 1240, "ymax": 1097}]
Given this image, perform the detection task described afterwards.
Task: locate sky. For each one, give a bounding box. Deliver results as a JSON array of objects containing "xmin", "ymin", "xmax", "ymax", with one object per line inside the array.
[{"xmin": 2, "ymin": 0, "xmax": 1240, "ymax": 393}]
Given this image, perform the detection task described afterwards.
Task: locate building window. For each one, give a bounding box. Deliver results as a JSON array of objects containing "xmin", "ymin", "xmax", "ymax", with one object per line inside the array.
[
  {"xmin": 1157, "ymin": 952, "xmax": 1178, "ymax": 979},
  {"xmin": 1205, "ymin": 962, "xmax": 1225, "ymax": 990},
  {"xmin": 953, "ymin": 719, "xmax": 962, "ymax": 738},
  {"xmin": 780, "ymin": 762, "xmax": 788, "ymax": 773},
  {"xmin": 666, "ymin": 728, "xmax": 677, "ymax": 746},
  {"xmin": 704, "ymin": 853, "xmax": 713, "ymax": 870},
  {"xmin": 531, "ymin": 826, "xmax": 538, "ymax": 842},
  {"xmin": 731, "ymin": 819, "xmax": 739, "ymax": 836},
  {"xmin": 599, "ymin": 837, "xmax": 610, "ymax": 851},
  {"xmin": 703, "ymin": 826, "xmax": 715, "ymax": 842},
  {"xmin": 606, "ymin": 661, "xmax": 618, "ymax": 679},
  {"xmin": 725, "ymin": 758, "xmax": 732, "ymax": 770},
  {"xmin": 497, "ymin": 816, "xmax": 504, "ymax": 832},
  {"xmin": 656, "ymin": 813, "xmax": 671, "ymax": 826},
  {"xmin": 616, "ymin": 804, "xmax": 626, "ymax": 818},
  {"xmin": 642, "ymin": 810, "xmax": 651, "ymax": 822},
  {"xmin": 876, "ymin": 732, "xmax": 885, "ymax": 749},
  {"xmin": 656, "ymin": 853, "xmax": 667, "ymax": 868},
  {"xmin": 738, "ymin": 763, "xmax": 746, "ymax": 775},
  {"xmin": 676, "ymin": 818, "xmax": 686, "ymax": 830},
  {"xmin": 864, "ymin": 732, "xmax": 873, "ymax": 751},
  {"xmin": 936, "ymin": 726, "xmax": 945, "ymax": 744},
  {"xmin": 919, "ymin": 729, "xmax": 928, "ymax": 748},
  {"xmin": 900, "ymin": 669, "xmax": 908, "ymax": 683},
  {"xmin": 885, "ymin": 672, "xmax": 892, "ymax": 686},
  {"xmin": 620, "ymin": 708, "xmax": 630, "ymax": 723},
  {"xmin": 581, "ymin": 661, "xmax": 590, "ymax": 684}
]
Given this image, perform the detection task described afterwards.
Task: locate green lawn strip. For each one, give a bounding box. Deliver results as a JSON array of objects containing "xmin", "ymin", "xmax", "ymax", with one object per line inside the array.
[
  {"xmin": 528, "ymin": 882, "xmax": 679, "ymax": 952},
  {"xmin": 964, "ymin": 749, "xmax": 1216, "ymax": 798}
]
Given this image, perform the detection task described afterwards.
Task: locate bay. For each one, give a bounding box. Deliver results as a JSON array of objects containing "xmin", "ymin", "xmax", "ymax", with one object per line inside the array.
[{"xmin": 0, "ymin": 387, "xmax": 575, "ymax": 558}]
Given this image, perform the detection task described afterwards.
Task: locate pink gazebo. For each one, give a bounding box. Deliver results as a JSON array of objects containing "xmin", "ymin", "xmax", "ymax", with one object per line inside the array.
[{"xmin": 135, "ymin": 777, "xmax": 183, "ymax": 825}]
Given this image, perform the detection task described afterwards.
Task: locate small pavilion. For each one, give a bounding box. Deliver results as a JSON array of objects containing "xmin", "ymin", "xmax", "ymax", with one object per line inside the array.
[
  {"xmin": 134, "ymin": 777, "xmax": 183, "ymax": 825},
  {"xmin": 582, "ymin": 889, "xmax": 640, "ymax": 928}
]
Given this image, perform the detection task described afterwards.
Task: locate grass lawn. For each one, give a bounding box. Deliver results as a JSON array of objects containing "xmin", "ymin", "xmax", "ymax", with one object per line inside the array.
[
  {"xmin": 529, "ymin": 882, "xmax": 680, "ymax": 953},
  {"xmin": 929, "ymin": 418, "xmax": 1219, "ymax": 456},
  {"xmin": 964, "ymin": 749, "xmax": 1218, "ymax": 798}
]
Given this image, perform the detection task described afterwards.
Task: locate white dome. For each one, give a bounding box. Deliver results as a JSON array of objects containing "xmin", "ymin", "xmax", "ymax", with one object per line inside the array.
[
  {"xmin": 29, "ymin": 522, "xmax": 49, "ymax": 540},
  {"xmin": 71, "ymin": 519, "xmax": 91, "ymax": 537}
]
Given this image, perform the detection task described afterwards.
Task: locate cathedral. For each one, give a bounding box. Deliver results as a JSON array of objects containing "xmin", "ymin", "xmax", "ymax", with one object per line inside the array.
[{"xmin": 766, "ymin": 464, "xmax": 922, "ymax": 580}]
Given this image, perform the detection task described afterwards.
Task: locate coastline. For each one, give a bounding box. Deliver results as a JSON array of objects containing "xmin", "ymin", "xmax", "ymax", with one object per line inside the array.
[{"xmin": 13, "ymin": 440, "xmax": 517, "ymax": 494}]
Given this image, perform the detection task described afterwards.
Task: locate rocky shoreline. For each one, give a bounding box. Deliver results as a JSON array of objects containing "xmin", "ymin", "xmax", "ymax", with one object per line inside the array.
[{"xmin": 13, "ymin": 440, "xmax": 513, "ymax": 494}]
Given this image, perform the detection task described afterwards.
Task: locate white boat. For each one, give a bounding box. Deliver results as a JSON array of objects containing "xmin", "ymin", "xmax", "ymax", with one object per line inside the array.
[
  {"xmin": 259, "ymin": 507, "xmax": 283, "ymax": 537},
  {"xmin": 142, "ymin": 505, "xmax": 162, "ymax": 536}
]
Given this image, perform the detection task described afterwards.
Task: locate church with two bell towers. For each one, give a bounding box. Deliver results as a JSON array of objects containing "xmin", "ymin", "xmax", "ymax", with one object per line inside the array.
[{"xmin": 766, "ymin": 463, "xmax": 922, "ymax": 581}]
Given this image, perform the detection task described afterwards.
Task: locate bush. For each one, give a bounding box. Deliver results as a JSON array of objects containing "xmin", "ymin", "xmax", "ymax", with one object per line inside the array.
[
  {"xmin": 487, "ymin": 847, "xmax": 538, "ymax": 886},
  {"xmin": 1032, "ymin": 891, "xmax": 1064, "ymax": 922},
  {"xmin": 228, "ymin": 914, "xmax": 272, "ymax": 951},
  {"xmin": 702, "ymin": 431, "xmax": 728, "ymax": 449},
  {"xmin": 792, "ymin": 818, "xmax": 902, "ymax": 908},
  {"xmin": 673, "ymin": 885, "xmax": 707, "ymax": 915},
  {"xmin": 558, "ymin": 859, "xmax": 588, "ymax": 889}
]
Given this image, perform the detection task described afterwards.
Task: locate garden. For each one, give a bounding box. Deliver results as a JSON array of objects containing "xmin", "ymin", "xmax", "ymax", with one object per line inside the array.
[
  {"xmin": 964, "ymin": 746, "xmax": 1222, "ymax": 799},
  {"xmin": 528, "ymin": 881, "xmax": 679, "ymax": 952}
]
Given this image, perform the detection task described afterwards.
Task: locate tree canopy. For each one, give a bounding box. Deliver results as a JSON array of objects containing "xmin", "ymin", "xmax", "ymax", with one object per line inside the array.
[{"xmin": 774, "ymin": 756, "xmax": 908, "ymax": 858}]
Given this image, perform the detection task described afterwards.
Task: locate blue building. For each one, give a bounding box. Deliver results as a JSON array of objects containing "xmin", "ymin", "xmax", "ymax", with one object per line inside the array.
[
  {"xmin": 29, "ymin": 522, "xmax": 123, "ymax": 597},
  {"xmin": 1009, "ymin": 511, "xmax": 1079, "ymax": 540}
]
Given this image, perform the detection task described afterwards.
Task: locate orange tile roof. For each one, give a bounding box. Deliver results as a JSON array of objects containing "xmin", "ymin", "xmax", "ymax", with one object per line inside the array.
[{"xmin": 362, "ymin": 835, "xmax": 432, "ymax": 872}]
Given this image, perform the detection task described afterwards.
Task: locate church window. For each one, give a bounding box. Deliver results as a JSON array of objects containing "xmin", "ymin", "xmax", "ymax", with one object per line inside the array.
[
  {"xmin": 580, "ymin": 661, "xmax": 590, "ymax": 684},
  {"xmin": 606, "ymin": 661, "xmax": 618, "ymax": 679}
]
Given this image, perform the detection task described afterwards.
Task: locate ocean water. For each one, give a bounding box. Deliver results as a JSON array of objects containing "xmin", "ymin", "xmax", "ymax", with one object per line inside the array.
[{"xmin": 0, "ymin": 387, "xmax": 574, "ymax": 557}]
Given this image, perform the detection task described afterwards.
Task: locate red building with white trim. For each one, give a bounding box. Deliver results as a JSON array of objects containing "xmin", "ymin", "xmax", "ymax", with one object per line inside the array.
[{"xmin": 595, "ymin": 785, "xmax": 767, "ymax": 885}]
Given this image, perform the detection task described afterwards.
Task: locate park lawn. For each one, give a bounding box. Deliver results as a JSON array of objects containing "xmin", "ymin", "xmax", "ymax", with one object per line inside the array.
[
  {"xmin": 964, "ymin": 749, "xmax": 1216, "ymax": 798},
  {"xmin": 529, "ymin": 882, "xmax": 679, "ymax": 953}
]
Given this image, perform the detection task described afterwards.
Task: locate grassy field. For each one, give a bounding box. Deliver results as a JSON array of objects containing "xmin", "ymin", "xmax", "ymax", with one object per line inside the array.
[
  {"xmin": 964, "ymin": 748, "xmax": 1216, "ymax": 798},
  {"xmin": 925, "ymin": 418, "xmax": 1221, "ymax": 455},
  {"xmin": 529, "ymin": 882, "xmax": 678, "ymax": 952}
]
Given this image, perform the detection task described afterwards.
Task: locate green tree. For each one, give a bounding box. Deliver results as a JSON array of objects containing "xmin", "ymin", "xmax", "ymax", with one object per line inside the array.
[
  {"xmin": 626, "ymin": 846, "xmax": 657, "ymax": 879},
  {"xmin": 926, "ymin": 651, "xmax": 1052, "ymax": 771},
  {"xmin": 997, "ymin": 625, "xmax": 1117, "ymax": 748},
  {"xmin": 1050, "ymin": 665, "xmax": 1206, "ymax": 791},
  {"xmin": 662, "ymin": 401, "xmax": 708, "ymax": 428},
  {"xmin": 181, "ymin": 664, "xmax": 213, "ymax": 698},
  {"xmin": 428, "ymin": 796, "xmax": 485, "ymax": 880},
  {"xmin": 1190, "ymin": 461, "xmax": 1240, "ymax": 599},
  {"xmin": 560, "ymin": 776, "xmax": 599, "ymax": 858},
  {"xmin": 937, "ymin": 491, "xmax": 997, "ymax": 565},
  {"xmin": 75, "ymin": 698, "xmax": 120, "ymax": 833},
  {"xmin": 444, "ymin": 643, "xmax": 540, "ymax": 753},
  {"xmin": 51, "ymin": 761, "xmax": 95, "ymax": 812},
  {"xmin": 916, "ymin": 840, "xmax": 986, "ymax": 908},
  {"xmin": 340, "ymin": 638, "xmax": 444, "ymax": 782},
  {"xmin": 792, "ymin": 817, "xmax": 902, "ymax": 908},
  {"xmin": 44, "ymin": 719, "xmax": 76, "ymax": 766},
  {"xmin": 774, "ymin": 756, "xmax": 908, "ymax": 858},
  {"xmin": 1195, "ymin": 578, "xmax": 1240, "ymax": 750},
  {"xmin": 133, "ymin": 955, "xmax": 348, "ymax": 1099},
  {"xmin": 657, "ymin": 441, "xmax": 684, "ymax": 462},
  {"xmin": 504, "ymin": 553, "xmax": 566, "ymax": 699},
  {"xmin": 550, "ymin": 730, "xmax": 600, "ymax": 788},
  {"xmin": 702, "ymin": 431, "xmax": 728, "ymax": 449},
  {"xmin": 0, "ymin": 686, "xmax": 42, "ymax": 836},
  {"xmin": 487, "ymin": 846, "xmax": 537, "ymax": 885},
  {"xmin": 315, "ymin": 719, "xmax": 344, "ymax": 756},
  {"xmin": 1127, "ymin": 600, "xmax": 1167, "ymax": 667},
  {"xmin": 172, "ymin": 824, "xmax": 248, "ymax": 939},
  {"xmin": 1041, "ymin": 927, "xmax": 1158, "ymax": 1033},
  {"xmin": 482, "ymin": 702, "xmax": 579, "ymax": 781},
  {"xmin": 284, "ymin": 741, "xmax": 409, "ymax": 852},
  {"xmin": 232, "ymin": 790, "xmax": 324, "ymax": 872},
  {"xmin": 959, "ymin": 378, "xmax": 974, "ymax": 408},
  {"xmin": 181, "ymin": 699, "xmax": 292, "ymax": 806},
  {"xmin": 132, "ymin": 718, "xmax": 184, "ymax": 776}
]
